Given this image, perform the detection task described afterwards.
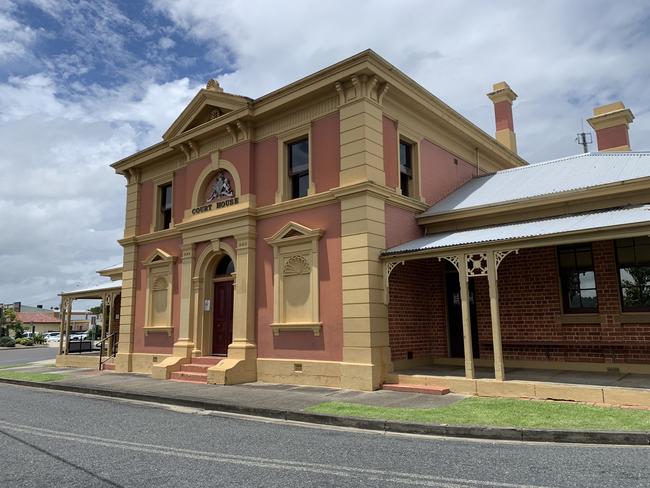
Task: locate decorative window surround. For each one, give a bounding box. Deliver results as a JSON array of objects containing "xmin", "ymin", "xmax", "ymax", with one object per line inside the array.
[
  {"xmin": 265, "ymin": 221, "xmax": 323, "ymax": 336},
  {"xmin": 276, "ymin": 125, "xmax": 315, "ymax": 203},
  {"xmin": 151, "ymin": 173, "xmax": 174, "ymax": 233},
  {"xmin": 143, "ymin": 249, "xmax": 176, "ymax": 335},
  {"xmin": 396, "ymin": 123, "xmax": 423, "ymax": 202}
]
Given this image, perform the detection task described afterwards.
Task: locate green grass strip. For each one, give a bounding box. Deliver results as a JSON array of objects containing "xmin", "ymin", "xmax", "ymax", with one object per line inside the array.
[
  {"xmin": 0, "ymin": 370, "xmax": 65, "ymax": 383},
  {"xmin": 306, "ymin": 397, "xmax": 650, "ymax": 432}
]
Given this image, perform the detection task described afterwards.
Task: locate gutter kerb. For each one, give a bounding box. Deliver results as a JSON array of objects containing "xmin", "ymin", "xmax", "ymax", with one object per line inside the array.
[{"xmin": 1, "ymin": 378, "xmax": 648, "ymax": 446}]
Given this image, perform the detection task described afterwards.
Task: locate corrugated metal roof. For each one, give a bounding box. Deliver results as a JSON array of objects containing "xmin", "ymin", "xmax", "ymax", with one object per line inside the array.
[
  {"xmin": 384, "ymin": 205, "xmax": 650, "ymax": 256},
  {"xmin": 61, "ymin": 280, "xmax": 122, "ymax": 296},
  {"xmin": 421, "ymin": 152, "xmax": 650, "ymax": 217}
]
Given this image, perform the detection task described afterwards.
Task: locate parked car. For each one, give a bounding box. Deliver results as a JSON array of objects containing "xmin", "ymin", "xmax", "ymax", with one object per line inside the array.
[{"xmin": 44, "ymin": 332, "xmax": 60, "ymax": 343}]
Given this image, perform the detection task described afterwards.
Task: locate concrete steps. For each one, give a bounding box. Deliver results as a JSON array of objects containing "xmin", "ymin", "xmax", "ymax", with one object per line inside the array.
[
  {"xmin": 170, "ymin": 357, "xmax": 223, "ymax": 384},
  {"xmin": 103, "ymin": 363, "xmax": 115, "ymax": 371},
  {"xmin": 382, "ymin": 383, "xmax": 450, "ymax": 395}
]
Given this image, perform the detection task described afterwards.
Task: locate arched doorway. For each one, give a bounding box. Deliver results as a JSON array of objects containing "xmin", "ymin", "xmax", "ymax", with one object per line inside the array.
[{"xmin": 212, "ymin": 255, "xmax": 235, "ymax": 355}]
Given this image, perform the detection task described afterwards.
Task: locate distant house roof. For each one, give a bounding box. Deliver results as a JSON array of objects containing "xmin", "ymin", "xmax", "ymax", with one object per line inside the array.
[
  {"xmin": 420, "ymin": 152, "xmax": 650, "ymax": 218},
  {"xmin": 384, "ymin": 205, "xmax": 650, "ymax": 257},
  {"xmin": 15, "ymin": 312, "xmax": 59, "ymax": 324}
]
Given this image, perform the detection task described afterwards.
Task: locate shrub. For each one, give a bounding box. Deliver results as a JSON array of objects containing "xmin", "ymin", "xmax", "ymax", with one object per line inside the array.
[
  {"xmin": 33, "ymin": 333, "xmax": 46, "ymax": 345},
  {"xmin": 16, "ymin": 338, "xmax": 34, "ymax": 346},
  {"xmin": 0, "ymin": 336, "xmax": 16, "ymax": 347}
]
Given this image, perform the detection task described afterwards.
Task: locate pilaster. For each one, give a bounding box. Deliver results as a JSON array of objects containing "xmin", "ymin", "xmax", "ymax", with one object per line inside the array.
[
  {"xmin": 115, "ymin": 243, "xmax": 137, "ymax": 372},
  {"xmin": 339, "ymin": 192, "xmax": 389, "ymax": 391},
  {"xmin": 207, "ymin": 230, "xmax": 258, "ymax": 385},
  {"xmin": 172, "ymin": 242, "xmax": 195, "ymax": 357}
]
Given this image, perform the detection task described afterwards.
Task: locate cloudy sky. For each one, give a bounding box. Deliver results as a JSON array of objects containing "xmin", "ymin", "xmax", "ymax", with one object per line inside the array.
[{"xmin": 1, "ymin": 0, "xmax": 649, "ymax": 308}]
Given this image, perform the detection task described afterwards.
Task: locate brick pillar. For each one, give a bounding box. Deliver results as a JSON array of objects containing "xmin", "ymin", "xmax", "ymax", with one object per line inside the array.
[{"xmin": 587, "ymin": 102, "xmax": 634, "ymax": 152}]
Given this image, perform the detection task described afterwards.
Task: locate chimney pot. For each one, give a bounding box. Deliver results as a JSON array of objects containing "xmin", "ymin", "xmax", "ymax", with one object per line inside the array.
[
  {"xmin": 587, "ymin": 101, "xmax": 634, "ymax": 152},
  {"xmin": 487, "ymin": 81, "xmax": 518, "ymax": 153}
]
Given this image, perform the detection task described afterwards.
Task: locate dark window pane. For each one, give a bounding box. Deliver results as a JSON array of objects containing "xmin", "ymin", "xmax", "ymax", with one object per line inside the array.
[
  {"xmin": 215, "ymin": 256, "xmax": 234, "ymax": 276},
  {"xmin": 558, "ymin": 252, "xmax": 575, "ymax": 269},
  {"xmin": 399, "ymin": 141, "xmax": 411, "ymax": 170},
  {"xmin": 288, "ymin": 139, "xmax": 309, "ymax": 174},
  {"xmin": 580, "ymin": 289, "xmax": 598, "ymax": 309},
  {"xmin": 291, "ymin": 173, "xmax": 309, "ymax": 199},
  {"xmin": 575, "ymin": 250, "xmax": 593, "ymax": 268},
  {"xmin": 636, "ymin": 243, "xmax": 650, "ymax": 264},
  {"xmin": 160, "ymin": 184, "xmax": 173, "ymax": 230},
  {"xmin": 616, "ymin": 246, "xmax": 636, "ymax": 266},
  {"xmin": 558, "ymin": 244, "xmax": 597, "ymax": 313},
  {"xmin": 400, "ymin": 172, "xmax": 411, "ymax": 197},
  {"xmin": 579, "ymin": 271, "xmax": 596, "ymax": 289}
]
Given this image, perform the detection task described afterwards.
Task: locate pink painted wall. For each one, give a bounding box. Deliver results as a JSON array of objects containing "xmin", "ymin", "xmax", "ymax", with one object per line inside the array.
[
  {"xmin": 183, "ymin": 156, "xmax": 210, "ymax": 212},
  {"xmin": 256, "ymin": 203, "xmax": 342, "ymax": 361},
  {"xmin": 383, "ymin": 116, "xmax": 398, "ymax": 190},
  {"xmin": 419, "ymin": 139, "xmax": 478, "ymax": 205},
  {"xmin": 385, "ymin": 204, "xmax": 424, "ymax": 249},
  {"xmin": 222, "ymin": 143, "xmax": 253, "ymax": 195},
  {"xmin": 312, "ymin": 113, "xmax": 340, "ymax": 193},
  {"xmin": 172, "ymin": 166, "xmax": 187, "ymax": 225},
  {"xmin": 133, "ymin": 237, "xmax": 182, "ymax": 354},
  {"xmin": 253, "ymin": 137, "xmax": 278, "ymax": 207},
  {"xmin": 138, "ymin": 181, "xmax": 153, "ymax": 235}
]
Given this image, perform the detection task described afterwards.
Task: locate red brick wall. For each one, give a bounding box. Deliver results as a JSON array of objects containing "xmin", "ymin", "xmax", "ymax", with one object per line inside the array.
[
  {"xmin": 387, "ymin": 241, "xmax": 650, "ymax": 365},
  {"xmin": 476, "ymin": 241, "xmax": 650, "ymax": 364},
  {"xmin": 388, "ymin": 259, "xmax": 447, "ymax": 361}
]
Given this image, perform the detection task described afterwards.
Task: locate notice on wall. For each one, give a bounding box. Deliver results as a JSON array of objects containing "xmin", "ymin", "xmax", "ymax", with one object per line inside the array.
[{"xmin": 204, "ymin": 299, "xmax": 211, "ymax": 312}]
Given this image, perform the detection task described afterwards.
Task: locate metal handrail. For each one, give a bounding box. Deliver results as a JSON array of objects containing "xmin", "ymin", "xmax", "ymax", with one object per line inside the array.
[{"xmin": 98, "ymin": 331, "xmax": 119, "ymax": 370}]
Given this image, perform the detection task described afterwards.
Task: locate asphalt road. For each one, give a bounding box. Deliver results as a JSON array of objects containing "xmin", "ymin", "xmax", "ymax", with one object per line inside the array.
[
  {"xmin": 0, "ymin": 346, "xmax": 57, "ymax": 365},
  {"xmin": 0, "ymin": 384, "xmax": 647, "ymax": 488}
]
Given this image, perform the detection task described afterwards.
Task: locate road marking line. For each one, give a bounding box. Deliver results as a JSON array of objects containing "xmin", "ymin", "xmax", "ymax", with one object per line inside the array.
[{"xmin": 0, "ymin": 419, "xmax": 550, "ymax": 488}]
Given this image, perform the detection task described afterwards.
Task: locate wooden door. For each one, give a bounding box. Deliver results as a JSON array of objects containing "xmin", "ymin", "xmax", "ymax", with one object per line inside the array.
[
  {"xmin": 212, "ymin": 280, "xmax": 234, "ymax": 355},
  {"xmin": 445, "ymin": 267, "xmax": 479, "ymax": 358}
]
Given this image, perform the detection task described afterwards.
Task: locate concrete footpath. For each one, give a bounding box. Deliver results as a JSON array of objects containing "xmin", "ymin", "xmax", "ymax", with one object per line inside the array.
[{"xmin": 1, "ymin": 365, "xmax": 650, "ymax": 446}]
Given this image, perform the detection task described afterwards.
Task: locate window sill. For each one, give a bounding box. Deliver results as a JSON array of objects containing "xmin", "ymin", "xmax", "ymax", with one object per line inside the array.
[
  {"xmin": 557, "ymin": 313, "xmax": 602, "ymax": 324},
  {"xmin": 616, "ymin": 313, "xmax": 650, "ymax": 324},
  {"xmin": 270, "ymin": 322, "xmax": 322, "ymax": 336},
  {"xmin": 144, "ymin": 326, "xmax": 173, "ymax": 336}
]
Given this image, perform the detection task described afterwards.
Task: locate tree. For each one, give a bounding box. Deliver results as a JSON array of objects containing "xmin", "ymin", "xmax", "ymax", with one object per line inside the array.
[
  {"xmin": 89, "ymin": 305, "xmax": 103, "ymax": 315},
  {"xmin": 2, "ymin": 309, "xmax": 24, "ymax": 338}
]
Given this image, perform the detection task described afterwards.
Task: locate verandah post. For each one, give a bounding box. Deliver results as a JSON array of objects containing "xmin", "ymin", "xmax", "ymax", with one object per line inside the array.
[
  {"xmin": 487, "ymin": 251, "xmax": 505, "ymax": 381},
  {"xmin": 458, "ymin": 254, "xmax": 475, "ymax": 379}
]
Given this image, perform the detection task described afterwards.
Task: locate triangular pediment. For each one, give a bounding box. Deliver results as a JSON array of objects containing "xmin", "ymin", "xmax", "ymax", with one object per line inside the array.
[
  {"xmin": 266, "ymin": 222, "xmax": 323, "ymax": 245},
  {"xmin": 143, "ymin": 249, "xmax": 175, "ymax": 267},
  {"xmin": 163, "ymin": 84, "xmax": 250, "ymax": 141}
]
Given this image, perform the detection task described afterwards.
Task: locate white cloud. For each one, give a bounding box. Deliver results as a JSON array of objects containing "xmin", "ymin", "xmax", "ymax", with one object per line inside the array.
[
  {"xmin": 158, "ymin": 36, "xmax": 175, "ymax": 50},
  {"xmin": 151, "ymin": 0, "xmax": 650, "ymax": 162},
  {"xmin": 0, "ymin": 71, "xmax": 198, "ymax": 306}
]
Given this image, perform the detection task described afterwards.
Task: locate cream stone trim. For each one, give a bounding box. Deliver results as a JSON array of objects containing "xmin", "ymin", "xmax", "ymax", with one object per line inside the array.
[
  {"xmin": 396, "ymin": 124, "xmax": 423, "ymax": 202},
  {"xmin": 192, "ymin": 239, "xmax": 237, "ymax": 356},
  {"xmin": 150, "ymin": 173, "xmax": 174, "ymax": 233},
  {"xmin": 143, "ymin": 249, "xmax": 175, "ymax": 331},
  {"xmin": 266, "ymin": 222, "xmax": 323, "ymax": 335},
  {"xmin": 189, "ymin": 151, "xmax": 243, "ymax": 209},
  {"xmin": 275, "ymin": 124, "xmax": 314, "ymax": 203},
  {"xmin": 143, "ymin": 326, "xmax": 173, "ymax": 336}
]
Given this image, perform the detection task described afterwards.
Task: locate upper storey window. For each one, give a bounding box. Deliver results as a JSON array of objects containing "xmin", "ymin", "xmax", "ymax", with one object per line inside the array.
[
  {"xmin": 399, "ymin": 140, "xmax": 414, "ymax": 197},
  {"xmin": 159, "ymin": 183, "xmax": 173, "ymax": 230},
  {"xmin": 288, "ymin": 138, "xmax": 309, "ymax": 199}
]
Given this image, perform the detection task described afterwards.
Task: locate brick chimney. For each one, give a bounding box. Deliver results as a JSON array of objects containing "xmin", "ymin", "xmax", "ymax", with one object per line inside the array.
[
  {"xmin": 587, "ymin": 101, "xmax": 634, "ymax": 152},
  {"xmin": 487, "ymin": 81, "xmax": 518, "ymax": 153}
]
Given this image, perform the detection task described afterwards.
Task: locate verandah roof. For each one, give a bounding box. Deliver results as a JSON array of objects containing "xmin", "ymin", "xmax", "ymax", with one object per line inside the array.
[
  {"xmin": 383, "ymin": 205, "xmax": 650, "ymax": 257},
  {"xmin": 60, "ymin": 280, "xmax": 122, "ymax": 299}
]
